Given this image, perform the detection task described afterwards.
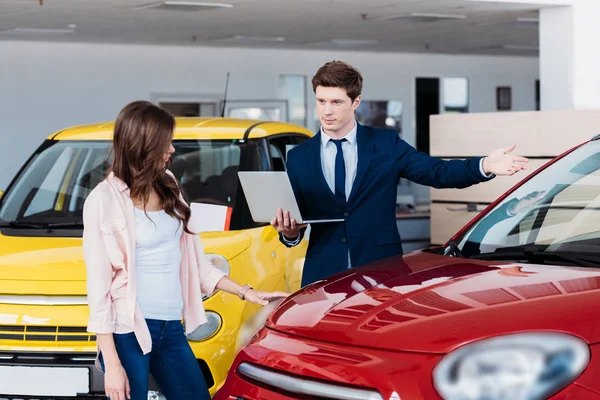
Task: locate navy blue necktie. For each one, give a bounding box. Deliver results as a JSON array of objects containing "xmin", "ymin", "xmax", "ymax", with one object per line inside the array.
[{"xmin": 332, "ymin": 138, "xmax": 347, "ymax": 203}]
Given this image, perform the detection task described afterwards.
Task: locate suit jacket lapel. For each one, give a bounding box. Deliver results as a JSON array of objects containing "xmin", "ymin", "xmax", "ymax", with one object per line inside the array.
[{"xmin": 348, "ymin": 124, "xmax": 375, "ymax": 204}]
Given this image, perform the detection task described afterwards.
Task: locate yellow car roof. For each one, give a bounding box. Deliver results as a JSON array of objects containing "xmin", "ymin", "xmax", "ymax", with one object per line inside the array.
[{"xmin": 50, "ymin": 118, "xmax": 314, "ymax": 141}]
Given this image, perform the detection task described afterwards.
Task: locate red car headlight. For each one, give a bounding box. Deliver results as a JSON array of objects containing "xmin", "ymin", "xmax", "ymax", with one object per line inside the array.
[{"xmin": 433, "ymin": 332, "xmax": 590, "ymax": 400}]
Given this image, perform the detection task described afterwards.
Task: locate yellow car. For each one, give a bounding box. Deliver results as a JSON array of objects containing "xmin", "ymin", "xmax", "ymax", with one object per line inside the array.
[{"xmin": 0, "ymin": 118, "xmax": 312, "ymax": 398}]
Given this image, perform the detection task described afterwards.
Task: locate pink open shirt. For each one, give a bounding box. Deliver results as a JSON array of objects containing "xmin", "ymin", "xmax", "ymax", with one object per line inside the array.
[{"xmin": 82, "ymin": 171, "xmax": 226, "ymax": 354}]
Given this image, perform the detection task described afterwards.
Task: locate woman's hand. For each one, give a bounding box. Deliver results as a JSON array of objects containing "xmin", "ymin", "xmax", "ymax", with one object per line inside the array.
[
  {"xmin": 105, "ymin": 362, "xmax": 130, "ymax": 400},
  {"xmin": 214, "ymin": 277, "xmax": 289, "ymax": 306},
  {"xmin": 244, "ymin": 290, "xmax": 289, "ymax": 306}
]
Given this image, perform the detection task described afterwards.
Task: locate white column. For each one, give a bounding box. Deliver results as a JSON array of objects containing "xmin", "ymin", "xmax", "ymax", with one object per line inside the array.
[{"xmin": 540, "ymin": 0, "xmax": 600, "ymax": 110}]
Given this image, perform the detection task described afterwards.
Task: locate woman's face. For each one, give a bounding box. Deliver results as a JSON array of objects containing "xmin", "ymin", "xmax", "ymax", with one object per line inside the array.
[{"xmin": 163, "ymin": 142, "xmax": 175, "ymax": 165}]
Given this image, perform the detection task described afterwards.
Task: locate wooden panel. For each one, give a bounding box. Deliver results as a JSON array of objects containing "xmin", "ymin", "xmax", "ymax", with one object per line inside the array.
[
  {"xmin": 430, "ymin": 159, "xmax": 551, "ymax": 203},
  {"xmin": 430, "ymin": 203, "xmax": 486, "ymax": 246},
  {"xmin": 430, "ymin": 109, "xmax": 600, "ymax": 158}
]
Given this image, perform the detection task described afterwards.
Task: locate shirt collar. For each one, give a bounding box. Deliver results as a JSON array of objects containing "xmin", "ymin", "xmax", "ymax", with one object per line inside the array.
[
  {"xmin": 320, "ymin": 120, "xmax": 358, "ymax": 148},
  {"xmin": 107, "ymin": 171, "xmax": 129, "ymax": 193}
]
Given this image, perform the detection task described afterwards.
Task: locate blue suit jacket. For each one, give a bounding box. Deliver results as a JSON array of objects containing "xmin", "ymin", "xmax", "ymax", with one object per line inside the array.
[{"xmin": 282, "ymin": 124, "xmax": 493, "ymax": 287}]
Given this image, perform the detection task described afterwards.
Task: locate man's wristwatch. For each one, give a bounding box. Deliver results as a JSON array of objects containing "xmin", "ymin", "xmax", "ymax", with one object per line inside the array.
[{"xmin": 238, "ymin": 284, "xmax": 253, "ymax": 300}]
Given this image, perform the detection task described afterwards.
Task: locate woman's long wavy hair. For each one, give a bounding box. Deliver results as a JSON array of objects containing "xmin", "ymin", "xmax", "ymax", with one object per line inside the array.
[{"xmin": 109, "ymin": 100, "xmax": 192, "ymax": 234}]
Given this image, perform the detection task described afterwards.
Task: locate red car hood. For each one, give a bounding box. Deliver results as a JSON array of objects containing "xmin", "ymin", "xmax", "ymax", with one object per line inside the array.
[{"xmin": 267, "ymin": 251, "xmax": 600, "ymax": 354}]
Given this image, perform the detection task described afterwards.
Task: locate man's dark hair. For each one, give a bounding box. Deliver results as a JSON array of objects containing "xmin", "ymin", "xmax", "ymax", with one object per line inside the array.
[{"xmin": 312, "ymin": 61, "xmax": 363, "ymax": 102}]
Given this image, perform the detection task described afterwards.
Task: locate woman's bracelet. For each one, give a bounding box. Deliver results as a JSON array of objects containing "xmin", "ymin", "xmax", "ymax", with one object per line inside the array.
[{"xmin": 238, "ymin": 284, "xmax": 253, "ymax": 300}]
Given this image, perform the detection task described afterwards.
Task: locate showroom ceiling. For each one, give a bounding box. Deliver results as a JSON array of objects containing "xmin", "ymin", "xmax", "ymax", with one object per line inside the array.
[{"xmin": 0, "ymin": 0, "xmax": 563, "ymax": 55}]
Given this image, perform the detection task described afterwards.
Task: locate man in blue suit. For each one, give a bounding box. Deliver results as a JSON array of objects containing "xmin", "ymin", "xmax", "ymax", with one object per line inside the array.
[{"xmin": 271, "ymin": 61, "xmax": 529, "ymax": 287}]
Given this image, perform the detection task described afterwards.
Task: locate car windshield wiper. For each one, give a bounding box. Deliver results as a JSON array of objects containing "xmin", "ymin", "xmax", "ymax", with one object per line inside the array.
[
  {"xmin": 44, "ymin": 222, "xmax": 84, "ymax": 229},
  {"xmin": 6, "ymin": 221, "xmax": 46, "ymax": 229},
  {"xmin": 470, "ymin": 246, "xmax": 600, "ymax": 268},
  {"xmin": 1, "ymin": 221, "xmax": 83, "ymax": 230},
  {"xmin": 444, "ymin": 239, "xmax": 464, "ymax": 258}
]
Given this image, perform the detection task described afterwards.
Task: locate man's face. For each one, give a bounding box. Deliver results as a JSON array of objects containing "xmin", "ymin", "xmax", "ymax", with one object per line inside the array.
[{"xmin": 315, "ymin": 86, "xmax": 360, "ymax": 137}]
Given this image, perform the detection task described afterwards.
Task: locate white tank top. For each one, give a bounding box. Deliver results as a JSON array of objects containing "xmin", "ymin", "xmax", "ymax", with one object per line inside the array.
[{"xmin": 134, "ymin": 207, "xmax": 184, "ymax": 321}]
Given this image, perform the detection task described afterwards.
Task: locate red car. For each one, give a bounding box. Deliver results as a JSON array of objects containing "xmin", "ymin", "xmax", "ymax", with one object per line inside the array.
[{"xmin": 215, "ymin": 136, "xmax": 600, "ymax": 400}]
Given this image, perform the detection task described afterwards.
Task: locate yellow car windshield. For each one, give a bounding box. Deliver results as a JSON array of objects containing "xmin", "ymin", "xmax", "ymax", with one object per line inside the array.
[{"xmin": 0, "ymin": 139, "xmax": 252, "ymax": 231}]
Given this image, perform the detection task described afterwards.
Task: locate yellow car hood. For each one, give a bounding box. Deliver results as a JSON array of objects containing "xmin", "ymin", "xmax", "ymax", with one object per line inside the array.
[{"xmin": 0, "ymin": 231, "xmax": 250, "ymax": 294}]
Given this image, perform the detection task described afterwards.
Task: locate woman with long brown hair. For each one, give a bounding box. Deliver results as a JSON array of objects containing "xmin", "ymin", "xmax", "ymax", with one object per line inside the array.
[{"xmin": 83, "ymin": 100, "xmax": 286, "ymax": 400}]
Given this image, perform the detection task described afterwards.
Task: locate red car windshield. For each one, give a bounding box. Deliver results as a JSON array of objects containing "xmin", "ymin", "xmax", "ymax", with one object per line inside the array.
[{"xmin": 455, "ymin": 139, "xmax": 600, "ymax": 263}]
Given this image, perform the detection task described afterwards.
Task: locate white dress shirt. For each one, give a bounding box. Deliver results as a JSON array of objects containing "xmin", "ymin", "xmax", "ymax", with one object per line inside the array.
[{"xmin": 320, "ymin": 121, "xmax": 358, "ymax": 200}]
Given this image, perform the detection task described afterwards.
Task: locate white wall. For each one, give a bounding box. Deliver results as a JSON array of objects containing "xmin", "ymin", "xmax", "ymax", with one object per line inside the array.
[
  {"xmin": 541, "ymin": 1, "xmax": 600, "ymax": 110},
  {"xmin": 540, "ymin": 6, "xmax": 574, "ymax": 110},
  {"xmin": 0, "ymin": 41, "xmax": 539, "ymax": 191}
]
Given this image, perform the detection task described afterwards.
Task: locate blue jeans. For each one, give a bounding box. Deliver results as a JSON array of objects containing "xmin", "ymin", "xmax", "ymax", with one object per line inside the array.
[{"xmin": 99, "ymin": 319, "xmax": 210, "ymax": 400}]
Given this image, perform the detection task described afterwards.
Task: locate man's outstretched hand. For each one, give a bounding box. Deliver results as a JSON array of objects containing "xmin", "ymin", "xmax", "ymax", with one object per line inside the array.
[{"xmin": 483, "ymin": 144, "xmax": 529, "ymax": 176}]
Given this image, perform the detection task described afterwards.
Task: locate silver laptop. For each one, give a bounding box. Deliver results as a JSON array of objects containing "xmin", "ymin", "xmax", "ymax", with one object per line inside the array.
[{"xmin": 237, "ymin": 171, "xmax": 344, "ymax": 224}]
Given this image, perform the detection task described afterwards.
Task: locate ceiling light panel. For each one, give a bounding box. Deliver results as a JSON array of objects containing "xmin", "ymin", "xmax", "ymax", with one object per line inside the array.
[
  {"xmin": 134, "ymin": 1, "xmax": 233, "ymax": 11},
  {"xmin": 372, "ymin": 13, "xmax": 467, "ymax": 22}
]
